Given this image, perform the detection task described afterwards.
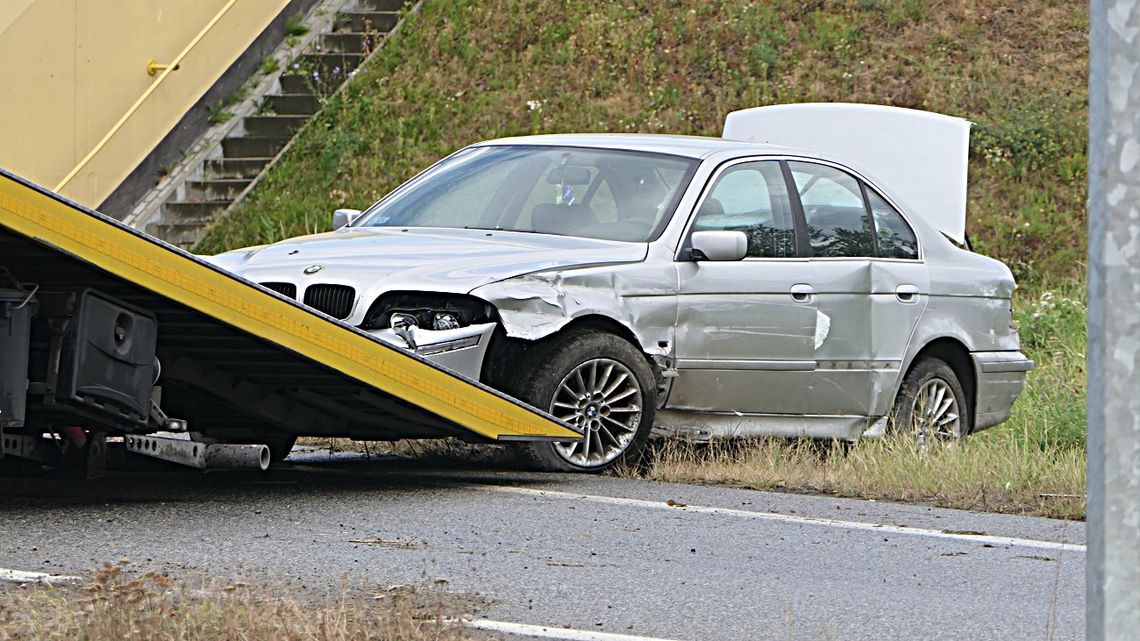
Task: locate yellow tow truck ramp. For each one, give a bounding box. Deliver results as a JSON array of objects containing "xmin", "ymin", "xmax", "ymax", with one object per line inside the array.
[{"xmin": 0, "ymin": 168, "xmax": 578, "ymax": 464}]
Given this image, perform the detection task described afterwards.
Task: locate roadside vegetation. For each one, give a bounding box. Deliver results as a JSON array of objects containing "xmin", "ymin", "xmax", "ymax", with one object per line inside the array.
[
  {"xmin": 0, "ymin": 561, "xmax": 473, "ymax": 641},
  {"xmin": 638, "ymin": 281, "xmax": 1088, "ymax": 520},
  {"xmin": 198, "ymin": 1, "xmax": 1090, "ymax": 517}
]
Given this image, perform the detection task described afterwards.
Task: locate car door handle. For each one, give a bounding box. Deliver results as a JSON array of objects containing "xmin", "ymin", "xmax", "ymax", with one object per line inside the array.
[
  {"xmin": 895, "ymin": 284, "xmax": 920, "ymax": 303},
  {"xmin": 790, "ymin": 284, "xmax": 815, "ymax": 303}
]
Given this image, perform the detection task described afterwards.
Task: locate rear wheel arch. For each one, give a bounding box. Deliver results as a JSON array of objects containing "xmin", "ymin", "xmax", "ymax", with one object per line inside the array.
[{"xmin": 899, "ymin": 337, "xmax": 976, "ymax": 432}]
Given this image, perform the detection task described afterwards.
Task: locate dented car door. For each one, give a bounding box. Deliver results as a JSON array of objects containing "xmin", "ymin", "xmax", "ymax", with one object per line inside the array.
[
  {"xmin": 668, "ymin": 159, "xmax": 821, "ymax": 415},
  {"xmin": 786, "ymin": 160, "xmax": 929, "ymax": 416}
]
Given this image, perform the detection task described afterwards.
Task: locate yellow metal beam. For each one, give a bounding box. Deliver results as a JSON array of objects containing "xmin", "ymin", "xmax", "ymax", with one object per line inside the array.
[{"xmin": 0, "ymin": 171, "xmax": 579, "ymax": 441}]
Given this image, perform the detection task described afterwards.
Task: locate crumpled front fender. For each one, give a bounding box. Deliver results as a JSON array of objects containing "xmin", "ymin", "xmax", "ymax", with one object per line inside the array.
[{"xmin": 470, "ymin": 270, "xmax": 675, "ymax": 361}]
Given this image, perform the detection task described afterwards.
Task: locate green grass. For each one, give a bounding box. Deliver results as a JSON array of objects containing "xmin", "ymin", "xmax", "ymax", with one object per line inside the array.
[
  {"xmin": 992, "ymin": 282, "xmax": 1087, "ymax": 451},
  {"xmin": 195, "ymin": 0, "xmax": 1091, "ymax": 515},
  {"xmin": 198, "ymin": 0, "xmax": 1088, "ymax": 280},
  {"xmin": 284, "ymin": 12, "xmax": 309, "ymax": 37},
  {"xmin": 259, "ymin": 54, "xmax": 281, "ymax": 75}
]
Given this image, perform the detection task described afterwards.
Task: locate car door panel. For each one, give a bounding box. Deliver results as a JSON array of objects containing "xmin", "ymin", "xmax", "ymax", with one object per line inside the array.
[
  {"xmin": 671, "ymin": 260, "xmax": 820, "ymax": 414},
  {"xmin": 787, "ymin": 162, "xmax": 930, "ymax": 417},
  {"xmin": 669, "ymin": 159, "xmax": 820, "ymax": 415}
]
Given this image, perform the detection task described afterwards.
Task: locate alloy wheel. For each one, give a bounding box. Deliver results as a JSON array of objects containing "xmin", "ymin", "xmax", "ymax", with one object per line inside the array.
[
  {"xmin": 909, "ymin": 377, "xmax": 962, "ymax": 444},
  {"xmin": 549, "ymin": 358, "xmax": 643, "ymax": 468}
]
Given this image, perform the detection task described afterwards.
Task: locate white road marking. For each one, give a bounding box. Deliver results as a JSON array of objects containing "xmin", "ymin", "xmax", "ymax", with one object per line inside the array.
[
  {"xmin": 481, "ymin": 485, "xmax": 1085, "ymax": 554},
  {"xmin": 465, "ymin": 618, "xmax": 685, "ymax": 641},
  {"xmin": 0, "ymin": 568, "xmax": 80, "ymax": 585}
]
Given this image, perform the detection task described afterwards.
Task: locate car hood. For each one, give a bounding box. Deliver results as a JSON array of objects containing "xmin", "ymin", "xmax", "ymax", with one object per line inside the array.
[{"xmin": 206, "ymin": 226, "xmax": 648, "ymax": 295}]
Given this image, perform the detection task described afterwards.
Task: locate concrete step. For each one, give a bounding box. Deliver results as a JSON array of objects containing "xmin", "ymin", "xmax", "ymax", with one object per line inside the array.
[
  {"xmin": 186, "ymin": 179, "xmax": 252, "ymax": 201},
  {"xmin": 336, "ymin": 11, "xmax": 399, "ymax": 33},
  {"xmin": 204, "ymin": 158, "xmax": 272, "ymax": 179},
  {"xmin": 243, "ymin": 114, "xmax": 310, "ymax": 138},
  {"xmin": 355, "ymin": 0, "xmax": 407, "ymax": 11},
  {"xmin": 165, "ymin": 201, "xmax": 231, "ymax": 221},
  {"xmin": 148, "ymin": 222, "xmax": 209, "ymax": 248},
  {"xmin": 266, "ymin": 93, "xmax": 320, "ymax": 115},
  {"xmin": 222, "ymin": 136, "xmax": 289, "ymax": 159},
  {"xmin": 299, "ymin": 52, "xmax": 364, "ymax": 81},
  {"xmin": 320, "ymin": 31, "xmax": 385, "ymax": 54},
  {"xmin": 279, "ymin": 74, "xmax": 317, "ymax": 94}
]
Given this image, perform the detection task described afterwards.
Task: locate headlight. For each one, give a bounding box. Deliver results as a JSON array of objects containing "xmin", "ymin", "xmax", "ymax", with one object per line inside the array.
[
  {"xmin": 432, "ymin": 312, "xmax": 462, "ymax": 330},
  {"xmin": 390, "ymin": 312, "xmax": 419, "ymax": 329},
  {"xmin": 360, "ymin": 293, "xmax": 497, "ymax": 331}
]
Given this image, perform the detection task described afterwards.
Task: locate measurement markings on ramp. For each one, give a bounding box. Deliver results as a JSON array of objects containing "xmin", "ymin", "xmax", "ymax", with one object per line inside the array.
[{"xmin": 479, "ymin": 485, "xmax": 1085, "ymax": 553}]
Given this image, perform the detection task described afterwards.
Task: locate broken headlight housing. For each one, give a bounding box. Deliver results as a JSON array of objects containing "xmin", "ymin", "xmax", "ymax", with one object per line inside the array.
[{"xmin": 361, "ymin": 293, "xmax": 497, "ymax": 331}]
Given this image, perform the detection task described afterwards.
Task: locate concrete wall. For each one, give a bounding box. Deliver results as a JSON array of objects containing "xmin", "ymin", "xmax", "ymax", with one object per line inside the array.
[{"xmin": 0, "ymin": 0, "xmax": 292, "ymax": 207}]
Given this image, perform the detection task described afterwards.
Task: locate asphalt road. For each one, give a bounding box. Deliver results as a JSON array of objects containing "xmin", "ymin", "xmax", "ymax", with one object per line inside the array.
[{"xmin": 0, "ymin": 449, "xmax": 1085, "ymax": 640}]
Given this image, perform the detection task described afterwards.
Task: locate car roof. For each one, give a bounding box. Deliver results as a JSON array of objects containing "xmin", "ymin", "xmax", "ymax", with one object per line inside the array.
[{"xmin": 474, "ymin": 133, "xmax": 797, "ymax": 159}]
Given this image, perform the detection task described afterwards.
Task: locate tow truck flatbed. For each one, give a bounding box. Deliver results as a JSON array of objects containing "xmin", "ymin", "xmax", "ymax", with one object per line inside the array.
[{"xmin": 0, "ymin": 169, "xmax": 578, "ymax": 472}]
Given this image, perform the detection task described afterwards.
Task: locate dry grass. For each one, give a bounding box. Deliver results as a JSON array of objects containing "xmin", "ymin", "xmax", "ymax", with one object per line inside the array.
[
  {"xmin": 632, "ymin": 435, "xmax": 1085, "ymax": 520},
  {"xmin": 624, "ymin": 280, "xmax": 1087, "ymax": 520},
  {"xmin": 0, "ymin": 561, "xmax": 475, "ymax": 641}
]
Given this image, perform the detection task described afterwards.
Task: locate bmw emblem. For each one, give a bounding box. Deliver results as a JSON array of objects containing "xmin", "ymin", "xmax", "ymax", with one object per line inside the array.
[{"xmin": 303, "ymin": 264, "xmax": 323, "ymax": 275}]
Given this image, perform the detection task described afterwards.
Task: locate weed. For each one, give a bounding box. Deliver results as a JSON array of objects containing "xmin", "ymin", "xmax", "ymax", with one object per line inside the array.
[
  {"xmin": 206, "ymin": 86, "xmax": 250, "ymax": 125},
  {"xmin": 284, "ymin": 12, "xmax": 309, "ymax": 37},
  {"xmin": 259, "ymin": 54, "xmax": 280, "ymax": 75},
  {"xmin": 206, "ymin": 101, "xmax": 232, "ymax": 124}
]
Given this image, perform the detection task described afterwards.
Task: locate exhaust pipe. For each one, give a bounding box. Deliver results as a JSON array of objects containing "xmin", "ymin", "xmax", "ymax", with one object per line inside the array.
[{"xmin": 125, "ymin": 434, "xmax": 270, "ymax": 471}]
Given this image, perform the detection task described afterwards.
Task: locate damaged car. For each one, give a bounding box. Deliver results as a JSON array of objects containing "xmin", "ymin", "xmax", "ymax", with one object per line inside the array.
[{"xmin": 207, "ymin": 103, "xmax": 1034, "ymax": 472}]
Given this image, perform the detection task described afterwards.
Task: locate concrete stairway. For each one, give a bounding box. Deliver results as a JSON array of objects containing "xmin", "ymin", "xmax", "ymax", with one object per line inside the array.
[{"xmin": 147, "ymin": 0, "xmax": 406, "ymax": 248}]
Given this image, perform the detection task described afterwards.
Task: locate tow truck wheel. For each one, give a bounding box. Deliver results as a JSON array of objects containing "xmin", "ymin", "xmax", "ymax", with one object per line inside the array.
[{"xmin": 517, "ymin": 331, "xmax": 656, "ymax": 473}]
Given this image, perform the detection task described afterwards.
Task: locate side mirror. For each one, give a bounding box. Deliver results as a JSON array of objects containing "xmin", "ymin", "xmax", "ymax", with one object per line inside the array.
[
  {"xmin": 332, "ymin": 208, "xmax": 362, "ymax": 230},
  {"xmin": 690, "ymin": 230, "xmax": 747, "ymax": 261}
]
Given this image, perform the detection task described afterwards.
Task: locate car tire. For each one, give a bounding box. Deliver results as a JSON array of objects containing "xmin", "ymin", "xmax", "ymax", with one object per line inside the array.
[
  {"xmin": 516, "ymin": 330, "xmax": 656, "ymax": 473},
  {"xmin": 890, "ymin": 357, "xmax": 971, "ymax": 444}
]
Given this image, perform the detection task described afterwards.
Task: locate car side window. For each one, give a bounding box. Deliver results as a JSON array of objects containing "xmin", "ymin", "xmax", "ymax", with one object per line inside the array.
[
  {"xmin": 866, "ymin": 188, "xmax": 919, "ymax": 259},
  {"xmin": 788, "ymin": 161, "xmax": 874, "ymax": 258},
  {"xmin": 692, "ymin": 161, "xmax": 796, "ymax": 258}
]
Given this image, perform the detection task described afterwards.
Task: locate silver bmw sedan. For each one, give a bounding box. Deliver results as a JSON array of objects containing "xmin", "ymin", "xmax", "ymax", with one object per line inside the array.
[{"xmin": 209, "ymin": 104, "xmax": 1033, "ymax": 472}]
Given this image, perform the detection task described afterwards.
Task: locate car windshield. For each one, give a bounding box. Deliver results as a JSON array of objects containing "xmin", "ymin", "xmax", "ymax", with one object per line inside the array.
[{"xmin": 356, "ymin": 145, "xmax": 698, "ymax": 242}]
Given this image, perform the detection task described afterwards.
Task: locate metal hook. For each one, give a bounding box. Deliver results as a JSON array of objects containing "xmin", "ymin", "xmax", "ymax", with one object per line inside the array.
[{"xmin": 13, "ymin": 283, "xmax": 38, "ymax": 310}]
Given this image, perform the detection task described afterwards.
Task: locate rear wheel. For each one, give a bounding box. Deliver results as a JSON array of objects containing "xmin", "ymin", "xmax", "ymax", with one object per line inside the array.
[
  {"xmin": 890, "ymin": 357, "xmax": 970, "ymax": 444},
  {"xmin": 517, "ymin": 331, "xmax": 656, "ymax": 472}
]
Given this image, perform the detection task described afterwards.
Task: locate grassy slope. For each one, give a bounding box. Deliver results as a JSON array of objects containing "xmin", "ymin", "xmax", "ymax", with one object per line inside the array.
[
  {"xmin": 198, "ymin": 0, "xmax": 1089, "ymax": 515},
  {"xmin": 199, "ymin": 0, "xmax": 1088, "ymax": 281}
]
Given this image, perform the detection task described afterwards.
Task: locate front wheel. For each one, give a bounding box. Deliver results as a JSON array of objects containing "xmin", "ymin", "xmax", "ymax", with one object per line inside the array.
[
  {"xmin": 518, "ymin": 331, "xmax": 656, "ymax": 472},
  {"xmin": 889, "ymin": 357, "xmax": 971, "ymax": 444}
]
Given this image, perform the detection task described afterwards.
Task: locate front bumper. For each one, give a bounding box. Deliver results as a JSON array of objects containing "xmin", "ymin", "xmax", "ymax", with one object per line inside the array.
[
  {"xmin": 971, "ymin": 351, "xmax": 1035, "ymax": 431},
  {"xmin": 367, "ymin": 322, "xmax": 496, "ymax": 380}
]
